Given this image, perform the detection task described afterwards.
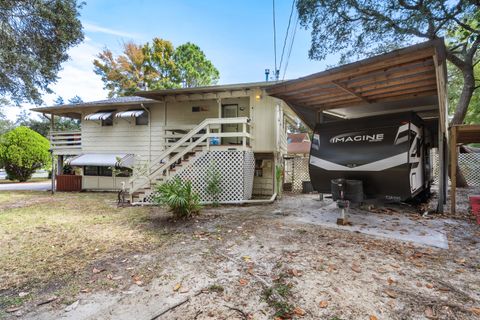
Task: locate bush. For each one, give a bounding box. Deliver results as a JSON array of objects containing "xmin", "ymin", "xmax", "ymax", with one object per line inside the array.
[
  {"xmin": 206, "ymin": 164, "xmax": 221, "ymax": 206},
  {"xmin": 154, "ymin": 177, "xmax": 201, "ymax": 219},
  {"xmin": 0, "ymin": 126, "xmax": 51, "ymax": 182}
]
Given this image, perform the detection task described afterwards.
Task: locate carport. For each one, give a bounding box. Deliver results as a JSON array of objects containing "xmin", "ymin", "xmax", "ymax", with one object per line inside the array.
[{"xmin": 266, "ymin": 39, "xmax": 449, "ymax": 212}]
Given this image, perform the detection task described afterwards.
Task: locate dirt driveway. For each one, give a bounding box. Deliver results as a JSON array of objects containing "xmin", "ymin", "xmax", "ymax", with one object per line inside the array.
[{"xmin": 1, "ymin": 191, "xmax": 479, "ymax": 320}]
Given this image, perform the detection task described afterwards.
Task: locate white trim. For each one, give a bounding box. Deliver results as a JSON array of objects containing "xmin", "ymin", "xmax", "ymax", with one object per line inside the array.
[
  {"xmin": 309, "ymin": 152, "xmax": 408, "ymax": 171},
  {"xmin": 115, "ymin": 110, "xmax": 145, "ymax": 118}
]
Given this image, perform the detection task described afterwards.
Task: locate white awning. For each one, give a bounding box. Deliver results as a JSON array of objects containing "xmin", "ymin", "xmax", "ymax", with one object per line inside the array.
[
  {"xmin": 66, "ymin": 153, "xmax": 134, "ymax": 168},
  {"xmin": 84, "ymin": 112, "xmax": 113, "ymax": 121},
  {"xmin": 115, "ymin": 110, "xmax": 145, "ymax": 118}
]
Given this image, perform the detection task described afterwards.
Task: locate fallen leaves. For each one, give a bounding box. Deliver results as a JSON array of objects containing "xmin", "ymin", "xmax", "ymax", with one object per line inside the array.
[
  {"xmin": 293, "ymin": 307, "xmax": 306, "ymax": 316},
  {"xmin": 238, "ymin": 278, "xmax": 249, "ymax": 286},
  {"xmin": 287, "ymin": 269, "xmax": 303, "ymax": 277},
  {"xmin": 173, "ymin": 283, "xmax": 182, "ymax": 291},
  {"xmin": 319, "ymin": 300, "xmax": 329, "ymax": 308},
  {"xmin": 387, "ymin": 277, "xmax": 395, "ymax": 285},
  {"xmin": 351, "ymin": 264, "xmax": 362, "ymax": 273},
  {"xmin": 92, "ymin": 267, "xmax": 105, "ymax": 274},
  {"xmin": 469, "ymin": 307, "xmax": 480, "ymax": 316},
  {"xmin": 425, "ymin": 283, "xmax": 434, "ymax": 289},
  {"xmin": 369, "ymin": 316, "xmax": 378, "ymax": 320},
  {"xmin": 424, "ymin": 306, "xmax": 436, "ymax": 319},
  {"xmin": 384, "ymin": 289, "xmax": 397, "ymax": 299}
]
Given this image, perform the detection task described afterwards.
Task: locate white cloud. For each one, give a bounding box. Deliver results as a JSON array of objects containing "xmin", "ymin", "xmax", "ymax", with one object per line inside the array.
[{"xmin": 83, "ymin": 22, "xmax": 140, "ymax": 39}]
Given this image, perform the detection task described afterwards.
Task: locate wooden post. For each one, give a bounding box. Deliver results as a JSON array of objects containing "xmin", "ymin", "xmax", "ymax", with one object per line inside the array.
[
  {"xmin": 206, "ymin": 125, "xmax": 210, "ymax": 151},
  {"xmin": 242, "ymin": 122, "xmax": 247, "ymax": 149},
  {"xmin": 50, "ymin": 115, "xmax": 55, "ymax": 194},
  {"xmin": 437, "ymin": 120, "xmax": 444, "ymax": 213},
  {"xmin": 450, "ymin": 126, "xmax": 457, "ymax": 214}
]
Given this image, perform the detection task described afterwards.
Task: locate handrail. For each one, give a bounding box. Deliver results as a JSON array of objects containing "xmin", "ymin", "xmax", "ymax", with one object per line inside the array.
[{"xmin": 128, "ymin": 117, "xmax": 251, "ymax": 195}]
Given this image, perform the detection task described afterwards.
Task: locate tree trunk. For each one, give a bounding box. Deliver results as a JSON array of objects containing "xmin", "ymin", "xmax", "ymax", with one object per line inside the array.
[
  {"xmin": 451, "ymin": 65, "xmax": 475, "ymax": 125},
  {"xmin": 449, "ymin": 64, "xmax": 475, "ymax": 188}
]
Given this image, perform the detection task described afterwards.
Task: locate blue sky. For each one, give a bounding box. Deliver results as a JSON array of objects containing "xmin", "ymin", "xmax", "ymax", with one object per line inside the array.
[{"xmin": 7, "ymin": 0, "xmax": 338, "ymax": 119}]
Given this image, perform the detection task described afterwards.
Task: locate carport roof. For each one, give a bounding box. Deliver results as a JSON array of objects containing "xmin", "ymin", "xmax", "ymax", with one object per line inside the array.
[{"xmin": 266, "ymin": 39, "xmax": 448, "ymax": 130}]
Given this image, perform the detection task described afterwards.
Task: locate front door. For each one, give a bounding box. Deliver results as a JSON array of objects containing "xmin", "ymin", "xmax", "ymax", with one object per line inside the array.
[{"xmin": 221, "ymin": 104, "xmax": 239, "ymax": 145}]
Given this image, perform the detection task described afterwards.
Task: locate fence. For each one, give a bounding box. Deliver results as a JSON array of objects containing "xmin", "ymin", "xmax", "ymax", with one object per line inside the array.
[
  {"xmin": 284, "ymin": 156, "xmax": 310, "ymax": 193},
  {"xmin": 432, "ymin": 152, "xmax": 480, "ymax": 186}
]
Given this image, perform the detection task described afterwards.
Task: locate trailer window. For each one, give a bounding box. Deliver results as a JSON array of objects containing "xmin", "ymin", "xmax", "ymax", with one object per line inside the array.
[{"xmin": 312, "ymin": 134, "xmax": 320, "ymax": 150}]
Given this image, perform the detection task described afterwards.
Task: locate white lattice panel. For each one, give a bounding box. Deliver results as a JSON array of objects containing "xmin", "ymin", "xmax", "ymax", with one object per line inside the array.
[
  {"xmin": 142, "ymin": 150, "xmax": 255, "ymax": 204},
  {"xmin": 292, "ymin": 157, "xmax": 310, "ymax": 193},
  {"xmin": 430, "ymin": 151, "xmax": 480, "ymax": 187},
  {"xmin": 243, "ymin": 151, "xmax": 255, "ymax": 199}
]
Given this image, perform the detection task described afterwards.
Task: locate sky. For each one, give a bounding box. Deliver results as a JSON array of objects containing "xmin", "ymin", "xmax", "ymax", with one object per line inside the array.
[{"xmin": 5, "ymin": 0, "xmax": 338, "ymax": 120}]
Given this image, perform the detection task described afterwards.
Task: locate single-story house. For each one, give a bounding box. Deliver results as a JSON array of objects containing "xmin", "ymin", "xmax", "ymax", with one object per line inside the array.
[{"xmin": 32, "ymin": 82, "xmax": 299, "ymax": 204}]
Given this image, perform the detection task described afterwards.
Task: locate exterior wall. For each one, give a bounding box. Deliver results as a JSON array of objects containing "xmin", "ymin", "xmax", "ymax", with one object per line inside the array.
[
  {"xmin": 82, "ymin": 175, "xmax": 129, "ymax": 190},
  {"xmin": 252, "ymin": 153, "xmax": 275, "ymax": 196}
]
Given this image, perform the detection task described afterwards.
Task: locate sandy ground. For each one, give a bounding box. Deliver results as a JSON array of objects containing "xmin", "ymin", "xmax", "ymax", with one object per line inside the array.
[{"xmin": 16, "ymin": 191, "xmax": 480, "ymax": 320}]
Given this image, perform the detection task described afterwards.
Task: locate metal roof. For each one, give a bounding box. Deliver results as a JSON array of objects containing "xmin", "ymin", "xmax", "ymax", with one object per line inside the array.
[
  {"xmin": 135, "ymin": 81, "xmax": 281, "ymax": 100},
  {"xmin": 31, "ymin": 96, "xmax": 156, "ymax": 115}
]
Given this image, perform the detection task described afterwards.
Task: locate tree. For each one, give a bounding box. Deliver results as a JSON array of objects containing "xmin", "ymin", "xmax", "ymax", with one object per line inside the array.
[
  {"xmin": 0, "ymin": 107, "xmax": 14, "ymax": 135},
  {"xmin": 0, "ymin": 0, "xmax": 84, "ymax": 105},
  {"xmin": 93, "ymin": 38, "xmax": 219, "ymax": 97},
  {"xmin": 174, "ymin": 42, "xmax": 220, "ymax": 88},
  {"xmin": 0, "ymin": 126, "xmax": 51, "ymax": 182},
  {"xmin": 68, "ymin": 95, "xmax": 83, "ymax": 104},
  {"xmin": 296, "ymin": 1, "xmax": 479, "ymax": 125}
]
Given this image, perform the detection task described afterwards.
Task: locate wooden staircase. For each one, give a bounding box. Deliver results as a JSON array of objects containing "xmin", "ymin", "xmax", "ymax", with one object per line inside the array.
[{"xmin": 126, "ymin": 117, "xmax": 252, "ymax": 204}]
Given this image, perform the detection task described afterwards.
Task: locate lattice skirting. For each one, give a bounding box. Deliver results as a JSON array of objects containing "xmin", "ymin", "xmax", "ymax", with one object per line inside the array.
[
  {"xmin": 143, "ymin": 150, "xmax": 255, "ymax": 204},
  {"xmin": 432, "ymin": 151, "xmax": 480, "ymax": 186},
  {"xmin": 284, "ymin": 156, "xmax": 310, "ymax": 193}
]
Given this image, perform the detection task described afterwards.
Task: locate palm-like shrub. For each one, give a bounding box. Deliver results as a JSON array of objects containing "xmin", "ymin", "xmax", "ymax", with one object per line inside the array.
[{"xmin": 154, "ymin": 177, "xmax": 201, "ymax": 218}]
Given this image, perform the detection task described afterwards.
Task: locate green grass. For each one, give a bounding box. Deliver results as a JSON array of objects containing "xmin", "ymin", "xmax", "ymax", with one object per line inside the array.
[{"xmin": 0, "ymin": 191, "xmax": 163, "ymax": 296}]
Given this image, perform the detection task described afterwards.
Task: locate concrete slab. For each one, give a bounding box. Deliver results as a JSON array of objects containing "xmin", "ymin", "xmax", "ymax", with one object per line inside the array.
[{"xmin": 278, "ymin": 195, "xmax": 452, "ymax": 249}]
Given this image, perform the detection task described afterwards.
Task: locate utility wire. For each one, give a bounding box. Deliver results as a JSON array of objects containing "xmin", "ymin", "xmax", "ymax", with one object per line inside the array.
[
  {"xmin": 282, "ymin": 11, "xmax": 299, "ymax": 80},
  {"xmin": 278, "ymin": 0, "xmax": 296, "ymax": 74},
  {"xmin": 272, "ymin": 0, "xmax": 278, "ymax": 80}
]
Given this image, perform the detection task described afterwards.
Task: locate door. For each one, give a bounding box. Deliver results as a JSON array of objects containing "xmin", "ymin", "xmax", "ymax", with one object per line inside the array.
[{"xmin": 221, "ymin": 104, "xmax": 240, "ymax": 145}]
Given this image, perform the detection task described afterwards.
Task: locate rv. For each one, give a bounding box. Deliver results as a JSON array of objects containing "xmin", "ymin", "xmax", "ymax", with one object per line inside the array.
[{"xmin": 309, "ymin": 112, "xmax": 433, "ymax": 201}]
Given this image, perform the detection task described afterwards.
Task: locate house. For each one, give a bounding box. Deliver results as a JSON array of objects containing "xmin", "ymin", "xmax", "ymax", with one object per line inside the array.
[
  {"xmin": 287, "ymin": 133, "xmax": 311, "ymax": 156},
  {"xmin": 284, "ymin": 133, "xmax": 311, "ymax": 193},
  {"xmin": 32, "ymin": 82, "xmax": 298, "ymax": 204}
]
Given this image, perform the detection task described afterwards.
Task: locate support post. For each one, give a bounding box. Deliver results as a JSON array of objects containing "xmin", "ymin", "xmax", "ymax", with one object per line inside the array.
[
  {"xmin": 50, "ymin": 115, "xmax": 55, "ymax": 194},
  {"xmin": 437, "ymin": 121, "xmax": 445, "ymax": 213},
  {"xmin": 450, "ymin": 126, "xmax": 457, "ymax": 214},
  {"xmin": 57, "ymin": 155, "xmax": 64, "ymax": 176},
  {"xmin": 206, "ymin": 125, "xmax": 210, "ymax": 151},
  {"xmin": 242, "ymin": 122, "xmax": 247, "ymax": 149}
]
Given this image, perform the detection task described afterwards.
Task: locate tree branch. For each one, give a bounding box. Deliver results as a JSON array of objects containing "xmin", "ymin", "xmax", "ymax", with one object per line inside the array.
[{"xmin": 446, "ymin": 50, "xmax": 466, "ymax": 69}]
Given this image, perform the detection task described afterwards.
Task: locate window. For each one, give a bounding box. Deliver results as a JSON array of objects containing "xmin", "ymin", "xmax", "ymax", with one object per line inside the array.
[
  {"xmin": 84, "ymin": 166, "xmax": 98, "ymax": 176},
  {"xmin": 98, "ymin": 166, "xmax": 113, "ymax": 177},
  {"xmin": 192, "ymin": 106, "xmax": 200, "ymax": 112},
  {"xmin": 101, "ymin": 115, "xmax": 113, "ymax": 126},
  {"xmin": 135, "ymin": 112, "xmax": 148, "ymax": 125}
]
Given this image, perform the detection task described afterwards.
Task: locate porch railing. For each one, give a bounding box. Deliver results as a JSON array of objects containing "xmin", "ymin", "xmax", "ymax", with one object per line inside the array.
[{"xmin": 49, "ymin": 131, "xmax": 82, "ymax": 153}]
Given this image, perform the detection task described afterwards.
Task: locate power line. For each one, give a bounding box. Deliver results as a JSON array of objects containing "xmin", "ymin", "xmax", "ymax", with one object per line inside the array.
[
  {"xmin": 272, "ymin": 0, "xmax": 278, "ymax": 80},
  {"xmin": 279, "ymin": 0, "xmax": 296, "ymax": 74},
  {"xmin": 282, "ymin": 10, "xmax": 299, "ymax": 80}
]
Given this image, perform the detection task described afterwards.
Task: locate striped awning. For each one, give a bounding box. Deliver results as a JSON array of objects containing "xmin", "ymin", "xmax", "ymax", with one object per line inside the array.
[
  {"xmin": 115, "ymin": 110, "xmax": 145, "ymax": 118},
  {"xmin": 66, "ymin": 153, "xmax": 134, "ymax": 168},
  {"xmin": 84, "ymin": 112, "xmax": 113, "ymax": 121}
]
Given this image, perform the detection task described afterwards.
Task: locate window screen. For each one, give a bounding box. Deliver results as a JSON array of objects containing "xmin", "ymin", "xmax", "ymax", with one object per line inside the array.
[{"xmin": 98, "ymin": 166, "xmax": 113, "ymax": 177}]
